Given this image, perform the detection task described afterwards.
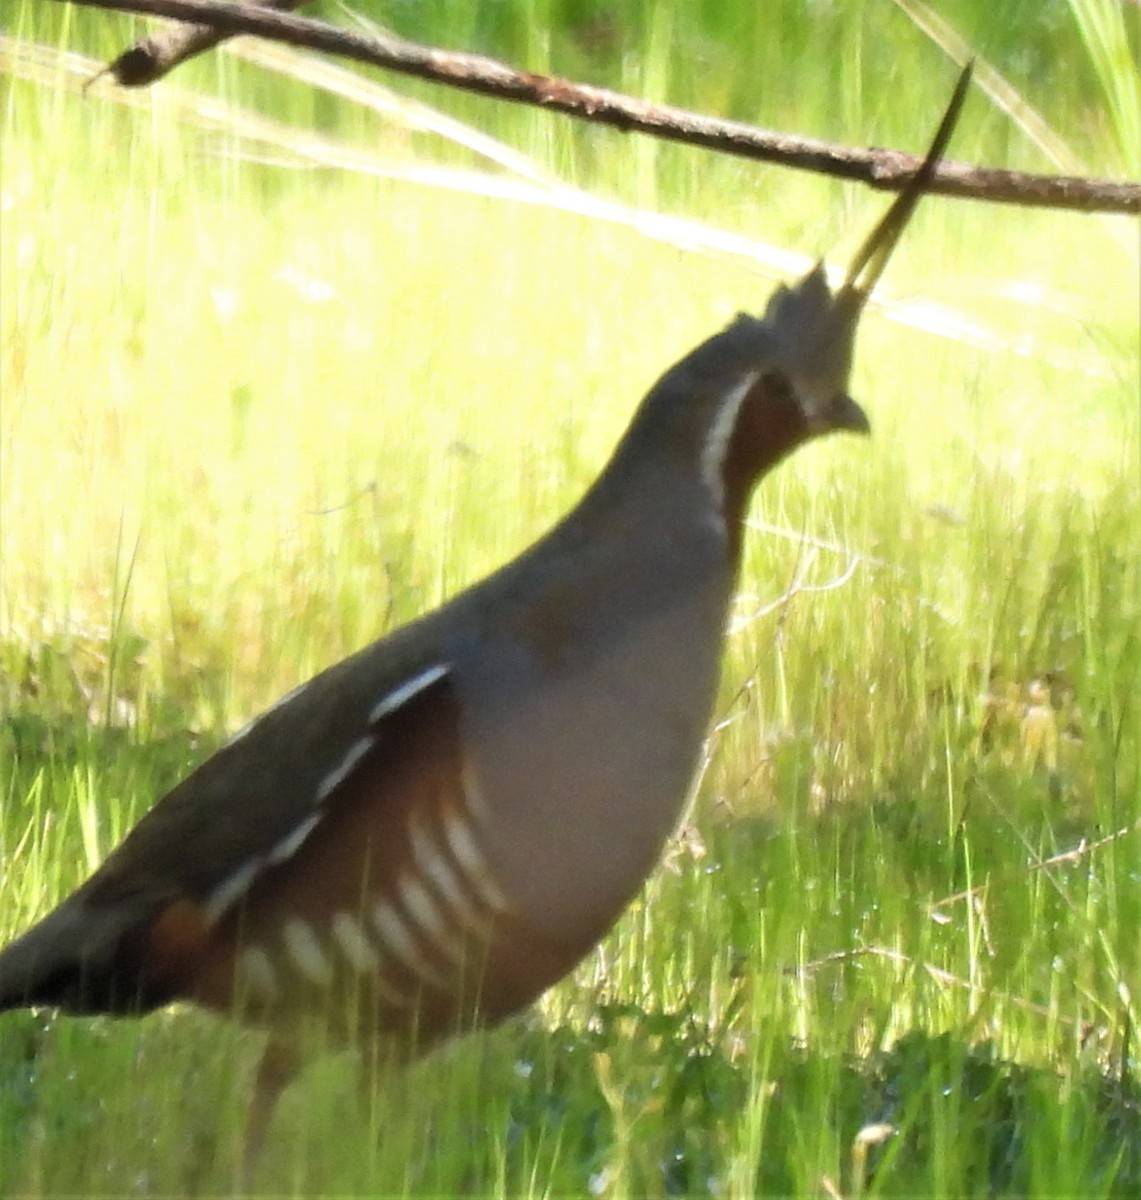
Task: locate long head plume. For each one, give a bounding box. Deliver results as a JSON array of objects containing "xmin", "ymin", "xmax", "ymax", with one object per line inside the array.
[
  {"xmin": 840, "ymin": 61, "xmax": 973, "ymax": 312},
  {"xmin": 735, "ymin": 61, "xmax": 973, "ymax": 447}
]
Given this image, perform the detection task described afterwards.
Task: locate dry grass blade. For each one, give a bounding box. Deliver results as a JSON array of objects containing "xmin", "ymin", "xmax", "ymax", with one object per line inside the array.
[
  {"xmin": 890, "ymin": 0, "xmax": 1085, "ymax": 174},
  {"xmin": 222, "ymin": 38, "xmax": 558, "ymax": 184}
]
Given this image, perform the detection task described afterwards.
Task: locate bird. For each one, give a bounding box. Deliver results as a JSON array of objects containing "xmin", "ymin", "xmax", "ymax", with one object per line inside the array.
[{"xmin": 0, "ymin": 66, "xmax": 971, "ymax": 1173}]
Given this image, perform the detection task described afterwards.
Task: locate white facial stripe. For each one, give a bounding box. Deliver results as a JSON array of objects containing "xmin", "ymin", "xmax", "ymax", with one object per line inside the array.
[
  {"xmin": 282, "ymin": 917, "xmax": 334, "ymax": 987},
  {"xmin": 369, "ymin": 664, "xmax": 449, "ymax": 724},
  {"xmin": 371, "ymin": 900, "xmax": 449, "ymax": 988},
  {"xmin": 409, "ymin": 820, "xmax": 493, "ymax": 937},
  {"xmin": 699, "ymin": 372, "xmax": 758, "ymax": 513},
  {"xmin": 331, "ymin": 910, "xmax": 380, "ymax": 974},
  {"xmin": 398, "ymin": 874, "xmax": 466, "ymax": 966},
  {"xmin": 235, "ymin": 945, "xmax": 279, "ymax": 1002},
  {"xmin": 316, "ymin": 736, "xmax": 376, "ymax": 803},
  {"xmin": 442, "ymin": 807, "xmax": 509, "ymax": 914},
  {"xmin": 267, "ymin": 811, "xmax": 323, "ymax": 866},
  {"xmin": 204, "ymin": 858, "xmax": 261, "ymax": 923}
]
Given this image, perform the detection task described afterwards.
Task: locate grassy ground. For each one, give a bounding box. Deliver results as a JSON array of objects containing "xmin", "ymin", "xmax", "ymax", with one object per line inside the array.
[{"xmin": 1, "ymin": 1, "xmax": 1139, "ymax": 1195}]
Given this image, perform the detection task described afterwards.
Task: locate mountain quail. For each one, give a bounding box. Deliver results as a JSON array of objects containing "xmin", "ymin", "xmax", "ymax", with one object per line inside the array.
[{"xmin": 0, "ymin": 64, "xmax": 971, "ymax": 1168}]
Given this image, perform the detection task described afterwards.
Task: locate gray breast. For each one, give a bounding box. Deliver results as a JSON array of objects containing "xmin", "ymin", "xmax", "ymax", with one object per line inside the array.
[{"xmin": 455, "ymin": 515, "xmax": 734, "ymax": 947}]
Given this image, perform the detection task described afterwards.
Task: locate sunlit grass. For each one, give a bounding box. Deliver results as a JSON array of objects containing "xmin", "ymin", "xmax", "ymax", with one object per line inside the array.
[{"xmin": 1, "ymin": 1, "xmax": 1138, "ymax": 1195}]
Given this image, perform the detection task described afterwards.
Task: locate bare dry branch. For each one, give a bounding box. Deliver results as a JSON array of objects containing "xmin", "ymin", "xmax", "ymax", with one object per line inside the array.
[
  {"xmin": 97, "ymin": 0, "xmax": 305, "ymax": 86},
  {"xmin": 58, "ymin": 0, "xmax": 1141, "ymax": 214}
]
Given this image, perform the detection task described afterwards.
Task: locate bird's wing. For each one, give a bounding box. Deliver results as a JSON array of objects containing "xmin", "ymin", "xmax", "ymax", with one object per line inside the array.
[
  {"xmin": 133, "ymin": 656, "xmax": 521, "ymax": 1037},
  {"xmin": 0, "ymin": 652, "xmax": 511, "ymax": 1025}
]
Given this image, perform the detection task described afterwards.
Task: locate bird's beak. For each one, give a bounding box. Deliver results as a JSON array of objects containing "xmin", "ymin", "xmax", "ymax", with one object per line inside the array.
[
  {"xmin": 832, "ymin": 393, "xmax": 871, "ymax": 435},
  {"xmin": 840, "ymin": 61, "xmax": 973, "ymax": 313}
]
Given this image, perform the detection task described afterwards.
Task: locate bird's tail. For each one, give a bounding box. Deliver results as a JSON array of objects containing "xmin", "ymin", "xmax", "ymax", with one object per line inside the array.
[{"xmin": 0, "ymin": 899, "xmax": 162, "ymax": 1016}]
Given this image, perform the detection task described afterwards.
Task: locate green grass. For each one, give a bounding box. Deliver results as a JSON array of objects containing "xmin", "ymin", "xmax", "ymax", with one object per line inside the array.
[{"xmin": 1, "ymin": 0, "xmax": 1139, "ymax": 1195}]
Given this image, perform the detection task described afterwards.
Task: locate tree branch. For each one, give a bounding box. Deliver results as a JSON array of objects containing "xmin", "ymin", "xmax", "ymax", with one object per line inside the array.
[
  {"xmin": 98, "ymin": 0, "xmax": 304, "ymax": 86},
  {"xmin": 69, "ymin": 0, "xmax": 1141, "ymax": 215}
]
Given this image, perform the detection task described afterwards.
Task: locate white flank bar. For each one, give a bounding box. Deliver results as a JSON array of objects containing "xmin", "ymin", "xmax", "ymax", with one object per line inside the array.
[
  {"xmin": 408, "ymin": 818, "xmax": 493, "ymax": 937},
  {"xmin": 315, "ymin": 736, "xmax": 376, "ymax": 803},
  {"xmin": 267, "ymin": 812, "xmax": 323, "ymax": 867},
  {"xmin": 397, "ymin": 874, "xmax": 466, "ymax": 966},
  {"xmin": 331, "ymin": 910, "xmax": 381, "ymax": 974},
  {"xmin": 282, "ymin": 917, "xmax": 335, "ymax": 987},
  {"xmin": 442, "ymin": 807, "xmax": 509, "ymax": 914},
  {"xmin": 204, "ymin": 858, "xmax": 262, "ymax": 923},
  {"xmin": 371, "ymin": 900, "xmax": 449, "ymax": 988},
  {"xmin": 368, "ymin": 663, "xmax": 450, "ymax": 724},
  {"xmin": 235, "ymin": 945, "xmax": 280, "ymax": 1003}
]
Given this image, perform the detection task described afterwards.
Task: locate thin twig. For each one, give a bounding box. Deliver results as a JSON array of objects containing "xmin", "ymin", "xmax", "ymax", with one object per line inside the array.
[
  {"xmin": 58, "ymin": 0, "xmax": 1141, "ymax": 214},
  {"xmin": 931, "ymin": 818, "xmax": 1141, "ymax": 915},
  {"xmin": 95, "ymin": 0, "xmax": 305, "ymax": 86}
]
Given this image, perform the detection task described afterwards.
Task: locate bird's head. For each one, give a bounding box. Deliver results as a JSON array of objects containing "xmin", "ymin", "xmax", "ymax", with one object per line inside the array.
[
  {"xmin": 598, "ymin": 64, "xmax": 970, "ymax": 557},
  {"xmin": 694, "ymin": 62, "xmax": 972, "ymax": 534}
]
